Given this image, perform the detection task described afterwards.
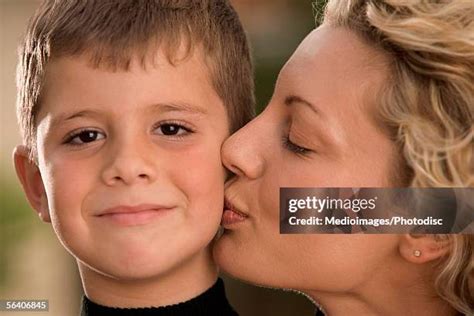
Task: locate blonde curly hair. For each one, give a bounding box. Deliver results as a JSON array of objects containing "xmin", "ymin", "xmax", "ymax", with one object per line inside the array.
[{"xmin": 322, "ymin": 0, "xmax": 474, "ymax": 314}]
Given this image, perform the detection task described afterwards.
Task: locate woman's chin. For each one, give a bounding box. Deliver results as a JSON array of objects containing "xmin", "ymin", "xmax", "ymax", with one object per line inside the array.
[
  {"xmin": 213, "ymin": 234, "xmax": 278, "ymax": 288},
  {"xmin": 213, "ymin": 232, "xmax": 235, "ymax": 265},
  {"xmin": 213, "ymin": 232, "xmax": 249, "ymax": 278}
]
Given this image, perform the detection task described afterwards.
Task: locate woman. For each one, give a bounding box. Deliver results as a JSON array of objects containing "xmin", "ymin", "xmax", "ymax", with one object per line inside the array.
[{"xmin": 214, "ymin": 0, "xmax": 473, "ymax": 315}]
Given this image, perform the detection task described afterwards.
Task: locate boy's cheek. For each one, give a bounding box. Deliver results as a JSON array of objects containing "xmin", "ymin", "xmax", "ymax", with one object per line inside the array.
[
  {"xmin": 171, "ymin": 147, "xmax": 225, "ymax": 205},
  {"xmin": 180, "ymin": 143, "xmax": 223, "ymax": 175},
  {"xmin": 38, "ymin": 154, "xmax": 92, "ymax": 207}
]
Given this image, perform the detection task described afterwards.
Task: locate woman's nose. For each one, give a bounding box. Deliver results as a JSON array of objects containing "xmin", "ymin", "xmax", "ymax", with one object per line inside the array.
[
  {"xmin": 221, "ymin": 114, "xmax": 266, "ymax": 180},
  {"xmin": 101, "ymin": 138, "xmax": 157, "ymax": 186}
]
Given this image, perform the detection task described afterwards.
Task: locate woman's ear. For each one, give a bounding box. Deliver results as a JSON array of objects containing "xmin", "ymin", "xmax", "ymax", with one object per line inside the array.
[
  {"xmin": 13, "ymin": 145, "xmax": 51, "ymax": 222},
  {"xmin": 399, "ymin": 234, "xmax": 451, "ymax": 264}
]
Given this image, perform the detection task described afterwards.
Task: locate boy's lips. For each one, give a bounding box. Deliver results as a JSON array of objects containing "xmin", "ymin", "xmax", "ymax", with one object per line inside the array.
[
  {"xmin": 221, "ymin": 198, "xmax": 248, "ymax": 228},
  {"xmin": 97, "ymin": 204, "xmax": 174, "ymax": 226}
]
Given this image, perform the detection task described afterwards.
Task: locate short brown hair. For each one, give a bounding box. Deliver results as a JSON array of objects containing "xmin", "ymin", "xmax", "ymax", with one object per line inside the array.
[{"xmin": 17, "ymin": 0, "xmax": 255, "ymax": 158}]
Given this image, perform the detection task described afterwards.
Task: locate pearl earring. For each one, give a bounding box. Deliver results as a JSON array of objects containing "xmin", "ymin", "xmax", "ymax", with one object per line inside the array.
[{"xmin": 413, "ymin": 250, "xmax": 422, "ymax": 257}]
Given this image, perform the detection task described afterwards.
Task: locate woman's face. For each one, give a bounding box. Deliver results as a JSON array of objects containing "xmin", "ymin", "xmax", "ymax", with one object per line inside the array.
[{"xmin": 214, "ymin": 26, "xmax": 403, "ymax": 292}]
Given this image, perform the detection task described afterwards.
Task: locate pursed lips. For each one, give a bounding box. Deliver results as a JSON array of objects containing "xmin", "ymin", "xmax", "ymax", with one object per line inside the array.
[
  {"xmin": 222, "ymin": 197, "xmax": 249, "ymax": 227},
  {"xmin": 224, "ymin": 198, "xmax": 248, "ymax": 217}
]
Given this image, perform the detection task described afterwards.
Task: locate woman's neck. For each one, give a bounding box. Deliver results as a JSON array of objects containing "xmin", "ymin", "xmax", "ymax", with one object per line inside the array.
[
  {"xmin": 78, "ymin": 247, "xmax": 218, "ymax": 308},
  {"xmin": 307, "ymin": 282, "xmax": 457, "ymax": 316}
]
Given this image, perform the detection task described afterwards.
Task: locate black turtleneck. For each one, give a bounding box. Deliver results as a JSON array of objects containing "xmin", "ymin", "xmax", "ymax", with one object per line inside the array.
[
  {"xmin": 81, "ymin": 278, "xmax": 238, "ymax": 316},
  {"xmin": 315, "ymin": 309, "xmax": 325, "ymax": 316}
]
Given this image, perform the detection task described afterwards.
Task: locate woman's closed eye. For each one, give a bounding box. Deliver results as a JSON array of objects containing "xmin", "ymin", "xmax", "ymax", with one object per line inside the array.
[
  {"xmin": 282, "ymin": 135, "xmax": 312, "ymax": 155},
  {"xmin": 64, "ymin": 129, "xmax": 105, "ymax": 146}
]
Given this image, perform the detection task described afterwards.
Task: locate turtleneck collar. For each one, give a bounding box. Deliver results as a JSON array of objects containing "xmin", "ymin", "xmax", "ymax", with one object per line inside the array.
[{"xmin": 81, "ymin": 278, "xmax": 237, "ymax": 316}]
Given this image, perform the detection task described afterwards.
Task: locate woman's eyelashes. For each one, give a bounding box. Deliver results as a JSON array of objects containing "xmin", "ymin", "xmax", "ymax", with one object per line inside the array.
[{"xmin": 282, "ymin": 135, "xmax": 312, "ymax": 155}]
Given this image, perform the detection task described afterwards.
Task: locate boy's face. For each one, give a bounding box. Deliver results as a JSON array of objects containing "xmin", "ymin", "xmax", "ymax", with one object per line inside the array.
[{"xmin": 15, "ymin": 50, "xmax": 229, "ymax": 280}]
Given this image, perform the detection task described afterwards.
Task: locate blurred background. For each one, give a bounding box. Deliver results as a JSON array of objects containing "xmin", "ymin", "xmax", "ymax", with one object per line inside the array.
[{"xmin": 0, "ymin": 0, "xmax": 324, "ymax": 315}]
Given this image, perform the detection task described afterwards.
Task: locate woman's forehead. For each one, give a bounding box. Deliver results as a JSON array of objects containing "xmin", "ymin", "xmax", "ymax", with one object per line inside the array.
[
  {"xmin": 285, "ymin": 26, "xmax": 389, "ymax": 81},
  {"xmin": 278, "ymin": 26, "xmax": 390, "ymax": 115}
]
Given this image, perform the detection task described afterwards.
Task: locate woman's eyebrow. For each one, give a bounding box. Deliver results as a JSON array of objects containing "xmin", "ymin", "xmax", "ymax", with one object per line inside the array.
[{"xmin": 284, "ymin": 95, "xmax": 322, "ymax": 117}]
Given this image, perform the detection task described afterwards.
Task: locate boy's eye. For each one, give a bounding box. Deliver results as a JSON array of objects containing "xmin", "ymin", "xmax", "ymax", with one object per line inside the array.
[
  {"xmin": 65, "ymin": 130, "xmax": 105, "ymax": 145},
  {"xmin": 154, "ymin": 123, "xmax": 192, "ymax": 137}
]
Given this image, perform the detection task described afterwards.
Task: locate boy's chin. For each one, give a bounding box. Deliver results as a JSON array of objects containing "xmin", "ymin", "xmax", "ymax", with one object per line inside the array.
[
  {"xmin": 78, "ymin": 255, "xmax": 181, "ymax": 282},
  {"xmin": 76, "ymin": 243, "xmax": 213, "ymax": 282}
]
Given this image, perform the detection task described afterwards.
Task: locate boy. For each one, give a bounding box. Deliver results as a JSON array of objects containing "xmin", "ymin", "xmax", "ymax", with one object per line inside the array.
[{"xmin": 13, "ymin": 0, "xmax": 254, "ymax": 314}]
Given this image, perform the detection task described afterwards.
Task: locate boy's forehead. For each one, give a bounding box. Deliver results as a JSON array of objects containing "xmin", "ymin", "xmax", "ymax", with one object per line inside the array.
[
  {"xmin": 41, "ymin": 44, "xmax": 216, "ymax": 109},
  {"xmin": 38, "ymin": 47, "xmax": 224, "ymax": 124}
]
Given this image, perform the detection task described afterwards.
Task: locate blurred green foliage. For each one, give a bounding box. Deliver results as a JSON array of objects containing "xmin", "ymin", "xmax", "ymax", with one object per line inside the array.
[
  {"xmin": 252, "ymin": 0, "xmax": 328, "ymax": 113},
  {"xmin": 0, "ymin": 177, "xmax": 33, "ymax": 288}
]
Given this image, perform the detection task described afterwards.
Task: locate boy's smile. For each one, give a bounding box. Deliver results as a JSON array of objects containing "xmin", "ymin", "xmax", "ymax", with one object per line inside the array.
[
  {"xmin": 96, "ymin": 203, "xmax": 175, "ymax": 226},
  {"xmin": 20, "ymin": 49, "xmax": 229, "ymax": 281}
]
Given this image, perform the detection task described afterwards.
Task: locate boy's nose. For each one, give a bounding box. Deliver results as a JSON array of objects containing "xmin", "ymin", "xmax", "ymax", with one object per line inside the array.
[{"xmin": 101, "ymin": 141, "xmax": 157, "ymax": 186}]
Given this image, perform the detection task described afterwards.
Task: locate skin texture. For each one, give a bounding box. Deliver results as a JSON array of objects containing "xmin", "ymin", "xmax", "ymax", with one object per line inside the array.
[
  {"xmin": 214, "ymin": 26, "xmax": 453, "ymax": 316},
  {"xmin": 14, "ymin": 49, "xmax": 229, "ymax": 307}
]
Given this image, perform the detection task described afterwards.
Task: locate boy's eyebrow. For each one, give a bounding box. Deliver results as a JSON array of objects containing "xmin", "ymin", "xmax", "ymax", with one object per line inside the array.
[
  {"xmin": 49, "ymin": 101, "xmax": 208, "ymax": 129},
  {"xmin": 150, "ymin": 102, "xmax": 209, "ymax": 115},
  {"xmin": 50, "ymin": 110, "xmax": 102, "ymax": 129}
]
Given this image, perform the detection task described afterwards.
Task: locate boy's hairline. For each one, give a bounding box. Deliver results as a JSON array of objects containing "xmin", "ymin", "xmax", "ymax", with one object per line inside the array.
[{"xmin": 48, "ymin": 34, "xmax": 209, "ymax": 73}]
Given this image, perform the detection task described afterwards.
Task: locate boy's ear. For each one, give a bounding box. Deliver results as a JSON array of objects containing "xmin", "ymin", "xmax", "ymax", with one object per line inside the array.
[
  {"xmin": 399, "ymin": 234, "xmax": 451, "ymax": 264},
  {"xmin": 13, "ymin": 145, "xmax": 51, "ymax": 222}
]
